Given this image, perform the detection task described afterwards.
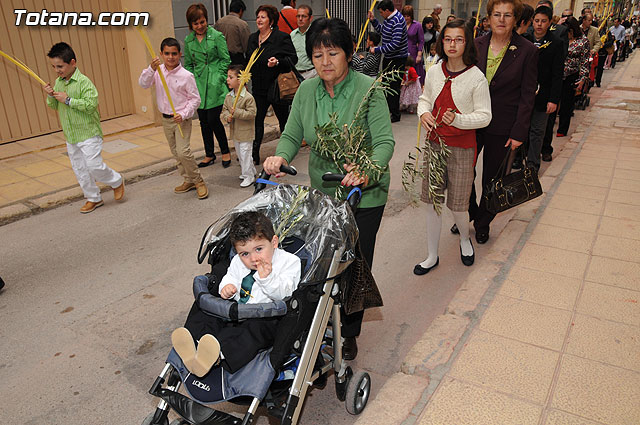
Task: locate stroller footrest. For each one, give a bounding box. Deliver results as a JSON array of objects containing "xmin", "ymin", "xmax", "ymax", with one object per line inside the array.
[{"xmin": 154, "ymin": 388, "xmax": 242, "ymax": 425}]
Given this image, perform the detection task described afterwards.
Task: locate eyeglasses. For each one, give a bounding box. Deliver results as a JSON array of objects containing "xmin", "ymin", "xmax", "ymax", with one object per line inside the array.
[
  {"xmin": 561, "ymin": 14, "xmax": 573, "ymax": 18},
  {"xmin": 491, "ymin": 12, "xmax": 514, "ymax": 19},
  {"xmin": 443, "ymin": 37, "xmax": 466, "ymax": 44}
]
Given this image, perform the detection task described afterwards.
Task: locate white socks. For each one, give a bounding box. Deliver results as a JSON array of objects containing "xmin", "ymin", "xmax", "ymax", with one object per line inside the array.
[
  {"xmin": 452, "ymin": 211, "xmax": 474, "ymax": 256},
  {"xmin": 420, "ymin": 206, "xmax": 442, "ymax": 268}
]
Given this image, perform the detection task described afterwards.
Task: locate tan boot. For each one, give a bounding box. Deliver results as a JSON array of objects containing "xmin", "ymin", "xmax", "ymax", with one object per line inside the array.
[
  {"xmin": 174, "ymin": 182, "xmax": 196, "ymax": 193},
  {"xmin": 113, "ymin": 181, "xmax": 125, "ymax": 201},
  {"xmin": 80, "ymin": 200, "xmax": 104, "ymax": 213},
  {"xmin": 195, "ymin": 182, "xmax": 208, "ymax": 199}
]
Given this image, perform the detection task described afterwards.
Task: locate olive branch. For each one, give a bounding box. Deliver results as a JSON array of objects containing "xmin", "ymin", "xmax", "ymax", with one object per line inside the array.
[
  {"xmin": 314, "ymin": 69, "xmax": 403, "ymax": 199},
  {"xmin": 401, "ymin": 107, "xmax": 452, "ymax": 215},
  {"xmin": 275, "ymin": 186, "xmax": 309, "ymax": 241}
]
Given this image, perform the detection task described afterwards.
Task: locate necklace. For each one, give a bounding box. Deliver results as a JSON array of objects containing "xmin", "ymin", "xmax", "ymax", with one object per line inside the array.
[{"xmin": 258, "ymin": 29, "xmax": 272, "ymax": 45}]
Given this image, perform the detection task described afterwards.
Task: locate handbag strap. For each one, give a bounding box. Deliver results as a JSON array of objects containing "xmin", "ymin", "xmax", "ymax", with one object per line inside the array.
[
  {"xmin": 494, "ymin": 148, "xmax": 517, "ymax": 180},
  {"xmin": 280, "ymin": 11, "xmax": 295, "ymax": 31},
  {"xmin": 283, "ymin": 56, "xmax": 305, "ymax": 81}
]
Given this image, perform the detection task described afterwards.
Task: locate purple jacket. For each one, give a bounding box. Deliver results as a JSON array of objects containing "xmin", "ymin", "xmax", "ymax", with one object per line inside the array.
[{"xmin": 474, "ymin": 31, "xmax": 538, "ymax": 143}]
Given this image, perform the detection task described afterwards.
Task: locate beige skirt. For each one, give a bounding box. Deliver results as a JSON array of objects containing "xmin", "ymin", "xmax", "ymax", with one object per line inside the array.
[{"xmin": 421, "ymin": 142, "xmax": 475, "ymax": 212}]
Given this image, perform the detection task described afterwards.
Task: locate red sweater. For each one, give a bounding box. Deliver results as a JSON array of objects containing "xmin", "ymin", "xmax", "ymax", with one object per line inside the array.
[{"xmin": 429, "ymin": 63, "xmax": 476, "ymax": 150}]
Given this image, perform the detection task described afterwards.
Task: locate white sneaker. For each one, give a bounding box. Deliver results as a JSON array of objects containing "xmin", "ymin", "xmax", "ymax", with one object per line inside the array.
[{"xmin": 240, "ymin": 176, "xmax": 255, "ymax": 188}]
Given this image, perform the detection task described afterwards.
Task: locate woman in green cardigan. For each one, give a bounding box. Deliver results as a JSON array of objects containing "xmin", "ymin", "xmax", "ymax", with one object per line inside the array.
[
  {"xmin": 184, "ymin": 4, "xmax": 232, "ymax": 168},
  {"xmin": 263, "ymin": 18, "xmax": 395, "ymax": 361}
]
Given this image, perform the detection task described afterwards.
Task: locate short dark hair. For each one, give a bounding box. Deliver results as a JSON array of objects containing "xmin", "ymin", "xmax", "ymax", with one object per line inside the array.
[
  {"xmin": 537, "ymin": 0, "xmax": 553, "ymax": 10},
  {"xmin": 230, "ymin": 0, "xmax": 247, "ymax": 13},
  {"xmin": 487, "ymin": 0, "xmax": 524, "ymax": 20},
  {"xmin": 256, "ymin": 4, "xmax": 279, "ymax": 26},
  {"xmin": 436, "ymin": 19, "xmax": 477, "ymax": 66},
  {"xmin": 228, "ymin": 63, "xmax": 244, "ymax": 75},
  {"xmin": 534, "ymin": 5, "xmax": 553, "ymax": 21},
  {"xmin": 376, "ymin": 1, "xmax": 395, "ymax": 12},
  {"xmin": 281, "ymin": 0, "xmax": 294, "ymax": 5},
  {"xmin": 368, "ymin": 31, "xmax": 381, "ymax": 46},
  {"xmin": 297, "ymin": 4, "xmax": 313, "ymax": 16},
  {"xmin": 47, "ymin": 42, "xmax": 76, "ymax": 63},
  {"xmin": 401, "ymin": 5, "xmax": 414, "ymax": 19},
  {"xmin": 161, "ymin": 37, "xmax": 181, "ymax": 52},
  {"xmin": 229, "ymin": 211, "xmax": 275, "ymax": 246},
  {"xmin": 186, "ymin": 3, "xmax": 208, "ymax": 30},
  {"xmin": 406, "ymin": 55, "xmax": 415, "ymax": 67},
  {"xmin": 517, "ymin": 4, "xmax": 534, "ymax": 26},
  {"xmin": 306, "ymin": 18, "xmax": 353, "ymax": 62},
  {"xmin": 564, "ymin": 16, "xmax": 582, "ymax": 38}
]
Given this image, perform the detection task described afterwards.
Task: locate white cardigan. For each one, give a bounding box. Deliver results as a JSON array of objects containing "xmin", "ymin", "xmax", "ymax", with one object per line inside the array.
[{"xmin": 417, "ymin": 63, "xmax": 492, "ymax": 130}]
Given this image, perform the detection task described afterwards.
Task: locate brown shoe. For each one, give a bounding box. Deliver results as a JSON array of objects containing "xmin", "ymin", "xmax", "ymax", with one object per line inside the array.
[
  {"xmin": 113, "ymin": 181, "xmax": 125, "ymax": 201},
  {"xmin": 196, "ymin": 182, "xmax": 208, "ymax": 200},
  {"xmin": 80, "ymin": 200, "xmax": 104, "ymax": 214},
  {"xmin": 174, "ymin": 182, "xmax": 196, "ymax": 193}
]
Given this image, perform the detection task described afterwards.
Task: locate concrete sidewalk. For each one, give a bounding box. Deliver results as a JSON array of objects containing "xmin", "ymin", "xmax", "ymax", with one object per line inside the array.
[
  {"xmin": 357, "ymin": 53, "xmax": 640, "ymax": 424},
  {"xmin": 0, "ymin": 114, "xmax": 282, "ymax": 225}
]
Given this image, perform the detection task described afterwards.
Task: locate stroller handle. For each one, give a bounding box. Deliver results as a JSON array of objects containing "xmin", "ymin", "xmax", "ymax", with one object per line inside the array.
[
  {"xmin": 322, "ymin": 173, "xmax": 363, "ymax": 210},
  {"xmin": 253, "ymin": 164, "xmax": 298, "ymax": 194}
]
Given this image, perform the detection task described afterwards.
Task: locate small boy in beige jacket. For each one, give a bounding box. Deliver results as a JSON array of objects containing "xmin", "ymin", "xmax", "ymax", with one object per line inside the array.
[{"xmin": 221, "ymin": 64, "xmax": 257, "ymax": 188}]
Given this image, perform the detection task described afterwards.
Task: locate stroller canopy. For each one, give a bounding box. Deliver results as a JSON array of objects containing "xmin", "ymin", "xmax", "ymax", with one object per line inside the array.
[{"xmin": 199, "ymin": 184, "xmax": 359, "ymax": 284}]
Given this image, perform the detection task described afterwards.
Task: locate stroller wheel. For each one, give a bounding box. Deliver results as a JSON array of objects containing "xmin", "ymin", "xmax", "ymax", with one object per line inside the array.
[
  {"xmin": 141, "ymin": 413, "xmax": 169, "ymax": 425},
  {"xmin": 345, "ymin": 371, "xmax": 371, "ymax": 415}
]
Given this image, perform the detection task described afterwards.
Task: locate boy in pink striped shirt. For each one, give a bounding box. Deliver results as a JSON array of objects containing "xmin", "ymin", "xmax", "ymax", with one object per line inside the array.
[{"xmin": 139, "ymin": 37, "xmax": 208, "ymax": 199}]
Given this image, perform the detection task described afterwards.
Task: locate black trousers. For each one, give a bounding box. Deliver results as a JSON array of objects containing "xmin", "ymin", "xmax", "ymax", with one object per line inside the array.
[
  {"xmin": 341, "ymin": 204, "xmax": 385, "ymax": 338},
  {"xmin": 197, "ymin": 106, "xmax": 229, "ymax": 158},
  {"xmin": 541, "ymin": 110, "xmax": 557, "ymax": 156},
  {"xmin": 229, "ymin": 52, "xmax": 246, "ymax": 66},
  {"xmin": 382, "ymin": 56, "xmax": 406, "ymax": 120},
  {"xmin": 184, "ymin": 302, "xmax": 279, "ymax": 374},
  {"xmin": 557, "ymin": 73, "xmax": 579, "ymax": 136},
  {"xmin": 253, "ymin": 93, "xmax": 290, "ymax": 163},
  {"xmin": 610, "ymin": 41, "xmax": 619, "ymax": 68},
  {"xmin": 595, "ymin": 51, "xmax": 606, "ymax": 86},
  {"xmin": 468, "ymin": 132, "xmax": 510, "ymax": 234}
]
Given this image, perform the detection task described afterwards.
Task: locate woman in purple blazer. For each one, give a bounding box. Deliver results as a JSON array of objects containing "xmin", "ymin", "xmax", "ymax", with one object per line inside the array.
[
  {"xmin": 457, "ymin": 0, "xmax": 538, "ymax": 244},
  {"xmin": 402, "ymin": 5, "xmax": 425, "ymax": 85}
]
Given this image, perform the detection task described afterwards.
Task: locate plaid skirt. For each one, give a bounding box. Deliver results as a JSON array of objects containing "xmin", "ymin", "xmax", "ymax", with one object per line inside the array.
[{"xmin": 421, "ymin": 142, "xmax": 475, "ymax": 212}]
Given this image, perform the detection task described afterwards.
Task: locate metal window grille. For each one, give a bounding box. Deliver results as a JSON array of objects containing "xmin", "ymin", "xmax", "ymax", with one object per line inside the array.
[{"xmin": 326, "ymin": 0, "xmax": 371, "ymax": 50}]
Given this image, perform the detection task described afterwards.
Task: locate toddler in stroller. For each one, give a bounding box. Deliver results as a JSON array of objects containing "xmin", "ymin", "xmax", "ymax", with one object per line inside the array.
[
  {"xmin": 142, "ymin": 167, "xmax": 377, "ymax": 425},
  {"xmin": 171, "ymin": 211, "xmax": 302, "ymax": 377}
]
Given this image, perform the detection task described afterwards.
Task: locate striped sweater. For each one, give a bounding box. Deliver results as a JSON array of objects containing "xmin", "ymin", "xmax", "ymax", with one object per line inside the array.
[{"xmin": 371, "ymin": 10, "xmax": 408, "ymax": 59}]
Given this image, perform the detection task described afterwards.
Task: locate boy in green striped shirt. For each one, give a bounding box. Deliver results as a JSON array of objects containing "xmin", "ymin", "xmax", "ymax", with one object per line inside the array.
[{"xmin": 44, "ymin": 42, "xmax": 125, "ymax": 213}]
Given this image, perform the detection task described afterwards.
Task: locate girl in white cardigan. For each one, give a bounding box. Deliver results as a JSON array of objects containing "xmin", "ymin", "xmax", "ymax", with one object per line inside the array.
[{"xmin": 414, "ymin": 19, "xmax": 492, "ymax": 275}]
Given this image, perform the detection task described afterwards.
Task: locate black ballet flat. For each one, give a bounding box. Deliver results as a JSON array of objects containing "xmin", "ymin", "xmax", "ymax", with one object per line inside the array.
[
  {"xmin": 413, "ymin": 258, "xmax": 439, "ymax": 275},
  {"xmin": 222, "ymin": 160, "xmax": 231, "ymax": 168},
  {"xmin": 460, "ymin": 240, "xmax": 475, "ymax": 266}
]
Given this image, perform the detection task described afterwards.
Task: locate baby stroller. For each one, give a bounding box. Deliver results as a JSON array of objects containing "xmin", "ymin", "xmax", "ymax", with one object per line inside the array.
[
  {"xmin": 575, "ymin": 53, "xmax": 596, "ymax": 110},
  {"xmin": 142, "ymin": 166, "xmax": 376, "ymax": 425}
]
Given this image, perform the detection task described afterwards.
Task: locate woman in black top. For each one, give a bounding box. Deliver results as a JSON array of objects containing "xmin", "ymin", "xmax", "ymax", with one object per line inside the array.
[{"xmin": 246, "ymin": 4, "xmax": 298, "ymax": 165}]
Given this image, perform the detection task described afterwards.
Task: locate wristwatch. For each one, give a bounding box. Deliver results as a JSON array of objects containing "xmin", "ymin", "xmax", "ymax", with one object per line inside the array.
[{"xmin": 65, "ymin": 97, "xmax": 71, "ymax": 106}]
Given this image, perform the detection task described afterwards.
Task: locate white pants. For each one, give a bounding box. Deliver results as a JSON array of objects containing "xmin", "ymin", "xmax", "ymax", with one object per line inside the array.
[
  {"xmin": 66, "ymin": 136, "xmax": 122, "ymax": 202},
  {"xmin": 234, "ymin": 140, "xmax": 256, "ymax": 179},
  {"xmin": 300, "ymin": 69, "xmax": 318, "ymax": 80}
]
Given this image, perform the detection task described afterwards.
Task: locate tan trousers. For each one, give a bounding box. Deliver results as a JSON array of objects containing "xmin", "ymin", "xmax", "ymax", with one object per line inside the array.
[{"xmin": 162, "ymin": 117, "xmax": 203, "ymax": 184}]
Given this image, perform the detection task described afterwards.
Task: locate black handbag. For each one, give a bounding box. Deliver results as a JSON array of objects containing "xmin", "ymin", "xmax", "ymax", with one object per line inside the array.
[
  {"xmin": 337, "ymin": 241, "xmax": 384, "ymax": 315},
  {"xmin": 483, "ymin": 149, "xmax": 543, "ymax": 214},
  {"xmin": 267, "ymin": 57, "xmax": 304, "ymax": 105}
]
